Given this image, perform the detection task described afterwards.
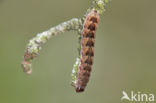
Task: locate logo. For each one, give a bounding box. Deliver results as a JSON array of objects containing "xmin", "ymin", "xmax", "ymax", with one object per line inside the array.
[{"xmin": 121, "ymin": 91, "xmax": 154, "ymax": 102}]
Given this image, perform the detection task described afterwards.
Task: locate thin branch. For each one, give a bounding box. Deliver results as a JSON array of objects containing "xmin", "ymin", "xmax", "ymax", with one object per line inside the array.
[{"xmin": 22, "ymin": 18, "xmax": 82, "ymax": 74}]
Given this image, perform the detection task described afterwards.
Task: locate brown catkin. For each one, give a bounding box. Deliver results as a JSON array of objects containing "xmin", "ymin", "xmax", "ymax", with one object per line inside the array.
[{"xmin": 74, "ymin": 10, "xmax": 100, "ymax": 92}]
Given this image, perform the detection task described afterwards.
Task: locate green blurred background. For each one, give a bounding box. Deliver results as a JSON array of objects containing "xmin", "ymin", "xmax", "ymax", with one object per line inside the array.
[{"xmin": 0, "ymin": 0, "xmax": 156, "ymax": 103}]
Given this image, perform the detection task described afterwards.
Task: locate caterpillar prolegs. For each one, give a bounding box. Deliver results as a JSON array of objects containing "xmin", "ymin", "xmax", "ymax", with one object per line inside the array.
[{"xmin": 72, "ymin": 10, "xmax": 100, "ymax": 92}]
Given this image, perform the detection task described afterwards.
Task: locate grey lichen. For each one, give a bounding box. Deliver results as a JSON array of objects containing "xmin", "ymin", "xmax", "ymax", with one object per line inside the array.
[{"xmin": 22, "ymin": 18, "xmax": 82, "ymax": 74}]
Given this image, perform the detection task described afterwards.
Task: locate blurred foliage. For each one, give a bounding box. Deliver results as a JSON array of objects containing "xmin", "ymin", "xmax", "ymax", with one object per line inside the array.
[{"xmin": 0, "ymin": 0, "xmax": 156, "ymax": 103}]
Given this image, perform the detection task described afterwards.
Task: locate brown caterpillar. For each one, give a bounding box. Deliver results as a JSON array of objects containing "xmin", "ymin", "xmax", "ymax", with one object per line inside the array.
[{"xmin": 74, "ymin": 10, "xmax": 100, "ymax": 92}]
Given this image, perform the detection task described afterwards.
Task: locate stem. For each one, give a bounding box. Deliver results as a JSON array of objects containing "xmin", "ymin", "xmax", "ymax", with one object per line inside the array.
[{"xmin": 22, "ymin": 18, "xmax": 82, "ymax": 74}]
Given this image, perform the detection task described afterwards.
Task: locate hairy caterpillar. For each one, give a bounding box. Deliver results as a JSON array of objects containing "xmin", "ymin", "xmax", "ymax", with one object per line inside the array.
[{"xmin": 73, "ymin": 10, "xmax": 100, "ymax": 92}]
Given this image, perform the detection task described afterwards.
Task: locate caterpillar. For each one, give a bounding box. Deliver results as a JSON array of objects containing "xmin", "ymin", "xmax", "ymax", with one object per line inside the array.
[{"xmin": 73, "ymin": 10, "xmax": 100, "ymax": 92}]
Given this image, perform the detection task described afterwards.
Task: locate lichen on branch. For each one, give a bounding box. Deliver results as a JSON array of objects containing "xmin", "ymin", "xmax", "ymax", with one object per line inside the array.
[{"xmin": 22, "ymin": 18, "xmax": 82, "ymax": 74}]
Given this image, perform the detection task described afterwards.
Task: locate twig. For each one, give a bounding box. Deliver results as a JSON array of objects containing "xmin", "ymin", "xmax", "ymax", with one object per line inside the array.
[{"xmin": 22, "ymin": 18, "xmax": 82, "ymax": 74}]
